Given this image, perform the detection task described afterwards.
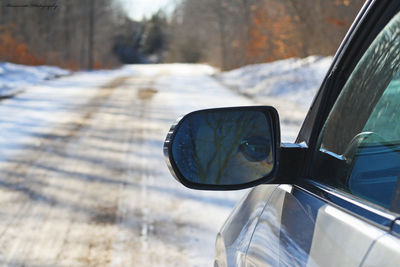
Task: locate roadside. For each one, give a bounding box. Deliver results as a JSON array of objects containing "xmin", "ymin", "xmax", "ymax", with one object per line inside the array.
[{"xmin": 0, "ymin": 62, "xmax": 71, "ymax": 99}]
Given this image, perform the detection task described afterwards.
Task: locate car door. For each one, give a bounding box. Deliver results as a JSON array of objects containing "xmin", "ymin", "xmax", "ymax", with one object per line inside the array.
[{"xmin": 245, "ymin": 2, "xmax": 400, "ymax": 266}]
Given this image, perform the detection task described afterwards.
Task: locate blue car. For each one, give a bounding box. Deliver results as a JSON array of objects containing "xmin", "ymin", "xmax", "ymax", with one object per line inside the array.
[{"xmin": 164, "ymin": 0, "xmax": 400, "ymax": 266}]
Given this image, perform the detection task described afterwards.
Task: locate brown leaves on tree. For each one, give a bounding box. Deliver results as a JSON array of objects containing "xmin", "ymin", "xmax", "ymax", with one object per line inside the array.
[
  {"xmin": 168, "ymin": 0, "xmax": 365, "ymax": 70},
  {"xmin": 0, "ymin": 24, "xmax": 44, "ymax": 65}
]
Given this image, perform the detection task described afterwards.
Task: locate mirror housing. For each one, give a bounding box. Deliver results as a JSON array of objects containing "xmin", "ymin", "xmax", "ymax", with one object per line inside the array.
[{"xmin": 163, "ymin": 106, "xmax": 281, "ymax": 190}]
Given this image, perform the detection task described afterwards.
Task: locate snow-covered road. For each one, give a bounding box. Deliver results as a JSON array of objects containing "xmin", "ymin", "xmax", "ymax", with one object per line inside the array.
[{"xmin": 0, "ymin": 64, "xmax": 306, "ymax": 266}]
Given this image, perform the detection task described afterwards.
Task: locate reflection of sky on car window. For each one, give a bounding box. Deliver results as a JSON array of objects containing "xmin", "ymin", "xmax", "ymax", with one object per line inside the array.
[{"xmin": 117, "ymin": 0, "xmax": 174, "ymax": 20}]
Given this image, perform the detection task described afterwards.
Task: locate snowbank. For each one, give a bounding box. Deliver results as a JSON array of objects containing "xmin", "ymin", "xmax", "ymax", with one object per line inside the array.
[
  {"xmin": 217, "ymin": 55, "xmax": 333, "ymax": 108},
  {"xmin": 0, "ymin": 62, "xmax": 71, "ymax": 98}
]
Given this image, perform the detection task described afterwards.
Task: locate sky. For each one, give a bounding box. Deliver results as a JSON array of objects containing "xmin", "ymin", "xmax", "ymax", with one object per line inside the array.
[{"xmin": 117, "ymin": 0, "xmax": 175, "ymax": 21}]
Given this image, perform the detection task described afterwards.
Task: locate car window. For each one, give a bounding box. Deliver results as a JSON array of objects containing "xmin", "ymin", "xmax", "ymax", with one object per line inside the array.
[{"xmin": 312, "ymin": 12, "xmax": 400, "ymax": 210}]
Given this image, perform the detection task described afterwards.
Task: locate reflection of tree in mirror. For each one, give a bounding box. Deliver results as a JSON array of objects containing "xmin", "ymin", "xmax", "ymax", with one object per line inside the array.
[
  {"xmin": 198, "ymin": 112, "xmax": 252, "ymax": 184},
  {"xmin": 172, "ymin": 118, "xmax": 200, "ymax": 179},
  {"xmin": 172, "ymin": 110, "xmax": 274, "ymax": 185}
]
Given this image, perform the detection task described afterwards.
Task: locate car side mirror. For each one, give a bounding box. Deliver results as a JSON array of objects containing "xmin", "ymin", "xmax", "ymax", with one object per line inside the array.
[{"xmin": 163, "ymin": 106, "xmax": 281, "ymax": 190}]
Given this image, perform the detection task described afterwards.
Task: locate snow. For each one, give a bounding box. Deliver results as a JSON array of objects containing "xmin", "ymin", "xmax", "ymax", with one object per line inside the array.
[
  {"xmin": 0, "ymin": 65, "xmax": 136, "ymax": 162},
  {"xmin": 0, "ymin": 62, "xmax": 71, "ymax": 98},
  {"xmin": 0, "ymin": 58, "xmax": 331, "ymax": 266},
  {"xmin": 217, "ymin": 55, "xmax": 333, "ymax": 109}
]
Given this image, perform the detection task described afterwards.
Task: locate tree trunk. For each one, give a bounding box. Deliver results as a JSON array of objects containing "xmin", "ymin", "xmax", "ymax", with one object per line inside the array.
[{"xmin": 87, "ymin": 0, "xmax": 95, "ymax": 70}]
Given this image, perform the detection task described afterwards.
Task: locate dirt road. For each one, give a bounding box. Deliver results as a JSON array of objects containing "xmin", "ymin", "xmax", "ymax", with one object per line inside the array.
[{"xmin": 0, "ymin": 65, "xmax": 256, "ymax": 266}]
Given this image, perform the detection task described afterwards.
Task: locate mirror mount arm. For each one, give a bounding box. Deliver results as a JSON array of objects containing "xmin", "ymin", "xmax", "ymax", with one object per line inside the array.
[{"xmin": 274, "ymin": 143, "xmax": 308, "ymax": 184}]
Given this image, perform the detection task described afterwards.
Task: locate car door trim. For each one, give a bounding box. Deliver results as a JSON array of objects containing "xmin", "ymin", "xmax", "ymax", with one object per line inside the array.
[{"xmin": 295, "ymin": 180, "xmax": 397, "ymax": 231}]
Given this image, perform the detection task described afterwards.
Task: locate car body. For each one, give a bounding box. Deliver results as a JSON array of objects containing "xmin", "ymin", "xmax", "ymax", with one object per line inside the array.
[{"xmin": 164, "ymin": 0, "xmax": 400, "ymax": 266}]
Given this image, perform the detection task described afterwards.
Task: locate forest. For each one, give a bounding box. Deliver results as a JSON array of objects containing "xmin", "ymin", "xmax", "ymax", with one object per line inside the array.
[
  {"xmin": 0, "ymin": 0, "xmax": 365, "ymax": 70},
  {"xmin": 167, "ymin": 0, "xmax": 365, "ymax": 70}
]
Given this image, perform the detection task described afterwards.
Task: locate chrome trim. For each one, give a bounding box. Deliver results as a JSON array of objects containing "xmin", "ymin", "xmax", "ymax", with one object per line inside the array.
[
  {"xmin": 319, "ymin": 148, "xmax": 345, "ymax": 160},
  {"xmin": 281, "ymin": 142, "xmax": 308, "ymax": 149}
]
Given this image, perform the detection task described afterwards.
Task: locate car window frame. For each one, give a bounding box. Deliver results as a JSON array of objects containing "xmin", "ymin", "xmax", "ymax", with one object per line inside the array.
[{"xmin": 294, "ymin": 0, "xmax": 400, "ymax": 230}]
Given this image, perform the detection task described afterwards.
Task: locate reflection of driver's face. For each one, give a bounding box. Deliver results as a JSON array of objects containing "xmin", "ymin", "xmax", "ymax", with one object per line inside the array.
[
  {"xmin": 239, "ymin": 135, "xmax": 272, "ymax": 162},
  {"xmin": 219, "ymin": 131, "xmax": 273, "ymax": 184},
  {"xmin": 221, "ymin": 146, "xmax": 273, "ymax": 185},
  {"xmin": 223, "ymin": 118, "xmax": 274, "ymax": 184},
  {"xmin": 194, "ymin": 112, "xmax": 273, "ymax": 184}
]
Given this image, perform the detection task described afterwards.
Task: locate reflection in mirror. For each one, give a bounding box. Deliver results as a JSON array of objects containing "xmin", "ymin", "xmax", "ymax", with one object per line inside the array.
[{"xmin": 171, "ymin": 110, "xmax": 274, "ymax": 186}]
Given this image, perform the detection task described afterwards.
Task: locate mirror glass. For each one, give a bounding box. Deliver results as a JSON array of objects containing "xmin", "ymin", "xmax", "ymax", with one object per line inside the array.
[{"xmin": 171, "ymin": 109, "xmax": 275, "ymax": 185}]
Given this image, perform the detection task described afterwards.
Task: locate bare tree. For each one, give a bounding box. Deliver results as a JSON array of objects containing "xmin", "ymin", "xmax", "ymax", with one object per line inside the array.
[{"xmin": 0, "ymin": 0, "xmax": 124, "ymax": 69}]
